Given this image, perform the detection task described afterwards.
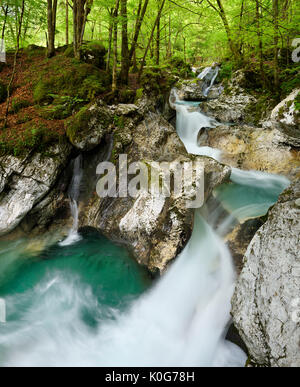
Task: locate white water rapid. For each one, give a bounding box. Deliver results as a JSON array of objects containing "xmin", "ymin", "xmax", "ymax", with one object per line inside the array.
[{"xmin": 60, "ymin": 155, "xmax": 83, "ymax": 247}]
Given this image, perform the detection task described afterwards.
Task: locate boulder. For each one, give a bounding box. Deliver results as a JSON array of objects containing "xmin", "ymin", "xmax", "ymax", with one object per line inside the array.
[
  {"xmin": 0, "ymin": 144, "xmax": 72, "ymax": 236},
  {"xmin": 201, "ymin": 92, "xmax": 257, "ymax": 124},
  {"xmin": 232, "ymin": 181, "xmax": 300, "ymax": 367},
  {"xmin": 176, "ymin": 79, "xmax": 208, "ymax": 101},
  {"xmin": 266, "ymin": 89, "xmax": 300, "ymax": 146},
  {"xmin": 198, "ymin": 124, "xmax": 300, "ymax": 182},
  {"xmin": 82, "ymin": 112, "xmax": 231, "ymax": 273}
]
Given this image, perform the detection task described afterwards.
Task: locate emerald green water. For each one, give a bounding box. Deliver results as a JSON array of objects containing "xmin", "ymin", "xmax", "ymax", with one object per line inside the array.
[
  {"xmin": 214, "ymin": 170, "xmax": 290, "ymax": 222},
  {"xmin": 0, "ymin": 231, "xmax": 150, "ymax": 366}
]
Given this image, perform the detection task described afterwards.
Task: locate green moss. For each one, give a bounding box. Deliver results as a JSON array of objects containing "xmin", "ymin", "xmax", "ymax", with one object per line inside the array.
[
  {"xmin": 0, "ymin": 122, "xmax": 62, "ymax": 157},
  {"xmin": 66, "ymin": 106, "xmax": 92, "ymax": 143},
  {"xmin": 10, "ymin": 98, "xmax": 31, "ymax": 114},
  {"xmin": 135, "ymin": 88, "xmax": 144, "ymax": 102},
  {"xmin": 38, "ymin": 95, "xmax": 86, "ymax": 120},
  {"xmin": 79, "ymin": 41, "xmax": 107, "ymax": 69},
  {"xmin": 33, "ymin": 55, "xmax": 110, "ymax": 105},
  {"xmin": 294, "ymin": 92, "xmax": 300, "ymax": 113},
  {"xmin": 64, "ymin": 46, "xmax": 74, "ymax": 58}
]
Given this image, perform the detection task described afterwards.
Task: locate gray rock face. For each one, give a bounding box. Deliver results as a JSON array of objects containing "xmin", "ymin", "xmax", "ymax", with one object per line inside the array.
[
  {"xmin": 176, "ymin": 79, "xmax": 207, "ymax": 101},
  {"xmin": 232, "ymin": 181, "xmax": 300, "ymax": 367},
  {"xmin": 201, "ymin": 91, "xmax": 257, "ymax": 124},
  {"xmin": 198, "ymin": 124, "xmax": 300, "ymax": 182},
  {"xmin": 0, "ymin": 144, "xmax": 71, "ymax": 236},
  {"xmin": 82, "ymin": 112, "xmax": 231, "ymax": 273},
  {"xmin": 68, "ymin": 102, "xmax": 114, "ymax": 151},
  {"xmin": 268, "ymin": 89, "xmax": 300, "ymax": 146}
]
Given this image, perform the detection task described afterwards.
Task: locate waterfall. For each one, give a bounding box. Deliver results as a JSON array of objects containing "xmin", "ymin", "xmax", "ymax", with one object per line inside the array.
[
  {"xmin": 0, "ymin": 212, "xmax": 246, "ymax": 367},
  {"xmin": 60, "ymin": 155, "xmax": 83, "ymax": 247},
  {"xmin": 198, "ymin": 65, "xmax": 220, "ymax": 97},
  {"xmin": 170, "ymin": 89, "xmax": 222, "ymax": 160}
]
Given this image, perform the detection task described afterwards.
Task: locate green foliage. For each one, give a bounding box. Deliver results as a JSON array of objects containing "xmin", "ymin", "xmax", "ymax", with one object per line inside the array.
[
  {"xmin": 38, "ymin": 94, "xmax": 86, "ymax": 120},
  {"xmin": 218, "ymin": 61, "xmax": 234, "ymax": 82},
  {"xmin": 280, "ymin": 65, "xmax": 300, "ymax": 97}
]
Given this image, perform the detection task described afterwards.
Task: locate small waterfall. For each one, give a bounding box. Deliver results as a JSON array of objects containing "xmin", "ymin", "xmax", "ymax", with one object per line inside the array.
[
  {"xmin": 198, "ymin": 65, "xmax": 220, "ymax": 97},
  {"xmin": 170, "ymin": 89, "xmax": 222, "ymax": 160},
  {"xmin": 60, "ymin": 155, "xmax": 83, "ymax": 247}
]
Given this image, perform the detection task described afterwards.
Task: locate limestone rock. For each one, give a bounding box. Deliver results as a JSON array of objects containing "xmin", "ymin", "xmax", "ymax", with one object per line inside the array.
[
  {"xmin": 0, "ymin": 144, "xmax": 72, "ymax": 236},
  {"xmin": 198, "ymin": 124, "xmax": 300, "ymax": 182},
  {"xmin": 232, "ymin": 181, "xmax": 300, "ymax": 367},
  {"xmin": 201, "ymin": 91, "xmax": 257, "ymax": 124},
  {"xmin": 268, "ymin": 89, "xmax": 300, "ymax": 146},
  {"xmin": 82, "ymin": 113, "xmax": 231, "ymax": 273}
]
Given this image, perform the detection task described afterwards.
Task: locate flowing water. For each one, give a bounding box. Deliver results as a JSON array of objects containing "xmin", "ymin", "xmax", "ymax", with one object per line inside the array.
[
  {"xmin": 60, "ymin": 155, "xmax": 83, "ymax": 247},
  {"xmin": 0, "ymin": 74, "xmax": 290, "ymax": 367}
]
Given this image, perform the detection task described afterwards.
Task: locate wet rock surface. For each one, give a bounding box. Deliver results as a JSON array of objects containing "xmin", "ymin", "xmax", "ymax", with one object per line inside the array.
[{"xmin": 232, "ymin": 181, "xmax": 300, "ymax": 367}]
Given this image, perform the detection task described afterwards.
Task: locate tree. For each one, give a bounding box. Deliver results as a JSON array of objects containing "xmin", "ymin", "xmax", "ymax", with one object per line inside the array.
[
  {"xmin": 112, "ymin": 0, "xmax": 120, "ymax": 92},
  {"xmin": 47, "ymin": 0, "xmax": 58, "ymax": 57},
  {"xmin": 73, "ymin": 0, "xmax": 94, "ymax": 58}
]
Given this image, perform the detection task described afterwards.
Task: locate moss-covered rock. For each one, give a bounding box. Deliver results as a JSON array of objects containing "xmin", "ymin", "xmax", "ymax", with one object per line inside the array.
[
  {"xmin": 79, "ymin": 41, "xmax": 107, "ymax": 69},
  {"xmin": 66, "ymin": 102, "xmax": 113, "ymax": 151},
  {"xmin": 33, "ymin": 55, "xmax": 110, "ymax": 105}
]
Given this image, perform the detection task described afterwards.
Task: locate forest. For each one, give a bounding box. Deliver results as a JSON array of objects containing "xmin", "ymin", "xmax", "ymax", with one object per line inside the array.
[{"xmin": 0, "ymin": 0, "xmax": 299, "ymax": 369}]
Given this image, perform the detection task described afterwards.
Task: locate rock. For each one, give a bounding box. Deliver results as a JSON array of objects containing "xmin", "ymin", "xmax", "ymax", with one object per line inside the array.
[
  {"xmin": 0, "ymin": 144, "xmax": 72, "ymax": 236},
  {"xmin": 67, "ymin": 102, "xmax": 114, "ymax": 151},
  {"xmin": 79, "ymin": 41, "xmax": 107, "ymax": 69},
  {"xmin": 207, "ymin": 86, "xmax": 223, "ymax": 99},
  {"xmin": 232, "ymin": 181, "xmax": 300, "ymax": 367},
  {"xmin": 201, "ymin": 91, "xmax": 257, "ymax": 124},
  {"xmin": 176, "ymin": 79, "xmax": 207, "ymax": 101},
  {"xmin": 199, "ymin": 124, "xmax": 300, "ymax": 182},
  {"xmin": 82, "ymin": 112, "xmax": 231, "ymax": 273},
  {"xmin": 268, "ymin": 89, "xmax": 300, "ymax": 146}
]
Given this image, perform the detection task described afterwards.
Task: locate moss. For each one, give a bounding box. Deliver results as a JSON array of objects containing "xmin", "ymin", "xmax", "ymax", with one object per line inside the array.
[
  {"xmin": 66, "ymin": 105, "xmax": 92, "ymax": 143},
  {"xmin": 294, "ymin": 92, "xmax": 300, "ymax": 113},
  {"xmin": 64, "ymin": 46, "xmax": 74, "ymax": 58},
  {"xmin": 33, "ymin": 55, "xmax": 110, "ymax": 105},
  {"xmin": 0, "ymin": 122, "xmax": 63, "ymax": 157},
  {"xmin": 135, "ymin": 88, "xmax": 144, "ymax": 102},
  {"xmin": 79, "ymin": 41, "xmax": 107, "ymax": 69},
  {"xmin": 10, "ymin": 98, "xmax": 32, "ymax": 114},
  {"xmin": 0, "ymin": 81, "xmax": 7, "ymax": 103}
]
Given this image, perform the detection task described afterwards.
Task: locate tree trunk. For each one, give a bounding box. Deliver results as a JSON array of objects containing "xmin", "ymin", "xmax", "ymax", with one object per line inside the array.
[
  {"xmin": 73, "ymin": 0, "xmax": 94, "ymax": 59},
  {"xmin": 120, "ymin": 0, "xmax": 129, "ymax": 84},
  {"xmin": 156, "ymin": 14, "xmax": 160, "ymax": 65},
  {"xmin": 138, "ymin": 0, "xmax": 166, "ymax": 80},
  {"xmin": 1, "ymin": 5, "xmax": 9, "ymax": 41},
  {"xmin": 273, "ymin": 0, "xmax": 280, "ymax": 89},
  {"xmin": 207, "ymin": 0, "xmax": 240, "ymax": 61},
  {"xmin": 106, "ymin": 8, "xmax": 114, "ymax": 72},
  {"xmin": 66, "ymin": 0, "xmax": 69, "ymax": 45},
  {"xmin": 112, "ymin": 0, "xmax": 120, "ymax": 92},
  {"xmin": 255, "ymin": 0, "xmax": 266, "ymax": 87},
  {"xmin": 47, "ymin": 0, "xmax": 58, "ymax": 58},
  {"xmin": 4, "ymin": 0, "xmax": 25, "ymax": 128}
]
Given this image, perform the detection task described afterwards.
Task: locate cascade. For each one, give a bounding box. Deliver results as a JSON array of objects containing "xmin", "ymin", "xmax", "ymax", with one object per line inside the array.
[{"xmin": 59, "ymin": 155, "xmax": 83, "ymax": 247}]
